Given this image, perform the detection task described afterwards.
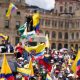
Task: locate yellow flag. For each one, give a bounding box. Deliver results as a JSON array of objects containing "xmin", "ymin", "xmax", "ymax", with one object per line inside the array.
[
  {"xmin": 24, "ymin": 43, "xmax": 45, "ymax": 53},
  {"xmin": 0, "ymin": 33, "xmax": 8, "ymax": 40},
  {"xmin": 17, "ymin": 67, "xmax": 31, "ymax": 75},
  {"xmin": 28, "ymin": 59, "xmax": 34, "ymax": 76},
  {"xmin": 71, "ymin": 50, "xmax": 80, "ymax": 73},
  {"xmin": 6, "ymin": 3, "xmax": 17, "ymax": 18},
  {"xmin": 17, "ymin": 59, "xmax": 34, "ymax": 76},
  {"xmin": 1, "ymin": 54, "xmax": 12, "ymax": 74},
  {"xmin": 45, "ymin": 34, "xmax": 50, "ymax": 48},
  {"xmin": 33, "ymin": 12, "xmax": 40, "ymax": 27}
]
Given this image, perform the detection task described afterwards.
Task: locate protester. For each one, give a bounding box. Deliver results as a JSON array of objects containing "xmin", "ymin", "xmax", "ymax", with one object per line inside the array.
[{"xmin": 15, "ymin": 42, "xmax": 24, "ymax": 58}]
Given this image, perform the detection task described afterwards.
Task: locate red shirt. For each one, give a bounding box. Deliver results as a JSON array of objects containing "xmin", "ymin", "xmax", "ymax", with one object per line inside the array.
[{"xmin": 16, "ymin": 46, "xmax": 24, "ymax": 54}]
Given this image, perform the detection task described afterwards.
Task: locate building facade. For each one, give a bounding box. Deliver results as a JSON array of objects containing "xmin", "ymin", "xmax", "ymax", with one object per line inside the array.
[{"xmin": 0, "ymin": 0, "xmax": 80, "ymax": 50}]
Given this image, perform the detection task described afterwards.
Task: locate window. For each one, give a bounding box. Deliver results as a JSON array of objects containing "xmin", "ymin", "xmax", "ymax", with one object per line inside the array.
[
  {"xmin": 16, "ymin": 21, "xmax": 20, "ymax": 29},
  {"xmin": 71, "ymin": 33, "xmax": 74, "ymax": 39},
  {"xmin": 40, "ymin": 19, "xmax": 44, "ymax": 25},
  {"xmin": 51, "ymin": 43, "xmax": 56, "ymax": 49},
  {"xmin": 4, "ymin": 20, "xmax": 9, "ymax": 28},
  {"xmin": 52, "ymin": 20, "xmax": 54, "ymax": 26},
  {"xmin": 76, "ymin": 32, "xmax": 79, "ymax": 39},
  {"xmin": 45, "ymin": 19, "xmax": 50, "ymax": 27},
  {"xmin": 70, "ymin": 21, "xmax": 75, "ymax": 28},
  {"xmin": 64, "ymin": 32, "xmax": 68, "ymax": 39},
  {"xmin": 54, "ymin": 20, "xmax": 57, "ymax": 27},
  {"xmin": 58, "ymin": 32, "xmax": 62, "ymax": 39},
  {"xmin": 60, "ymin": 6, "xmax": 63, "ymax": 13},
  {"xmin": 64, "ymin": 8, "xmax": 67, "ymax": 13},
  {"xmin": 65, "ymin": 21, "xmax": 69, "ymax": 29},
  {"xmin": 75, "ymin": 44, "xmax": 78, "ymax": 51},
  {"xmin": 15, "ymin": 37, "xmax": 20, "ymax": 45},
  {"xmin": 76, "ymin": 21, "xmax": 79, "ymax": 28},
  {"xmin": 52, "ymin": 31, "xmax": 56, "ymax": 38},
  {"xmin": 58, "ymin": 43, "xmax": 62, "ymax": 50},
  {"xmin": 59, "ymin": 21, "xmax": 63, "ymax": 28},
  {"xmin": 17, "ymin": 11, "xmax": 20, "ymax": 15},
  {"xmin": 69, "ymin": 6, "xmax": 72, "ymax": 13},
  {"xmin": 64, "ymin": 44, "xmax": 68, "ymax": 48}
]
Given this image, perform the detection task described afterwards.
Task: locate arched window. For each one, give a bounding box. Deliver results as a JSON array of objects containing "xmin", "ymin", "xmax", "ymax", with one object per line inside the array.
[
  {"xmin": 71, "ymin": 33, "xmax": 74, "ymax": 39},
  {"xmin": 58, "ymin": 32, "xmax": 62, "ymax": 39},
  {"xmin": 51, "ymin": 43, "xmax": 56, "ymax": 49},
  {"xmin": 52, "ymin": 31, "xmax": 56, "ymax": 38},
  {"xmin": 64, "ymin": 32, "xmax": 68, "ymax": 39},
  {"xmin": 75, "ymin": 44, "xmax": 78, "ymax": 51},
  {"xmin": 71, "ymin": 44, "xmax": 74, "ymax": 47},
  {"xmin": 64, "ymin": 44, "xmax": 68, "ymax": 48},
  {"xmin": 76, "ymin": 32, "xmax": 79, "ymax": 39},
  {"xmin": 45, "ymin": 31, "xmax": 49, "ymax": 37},
  {"xmin": 58, "ymin": 43, "xmax": 62, "ymax": 50}
]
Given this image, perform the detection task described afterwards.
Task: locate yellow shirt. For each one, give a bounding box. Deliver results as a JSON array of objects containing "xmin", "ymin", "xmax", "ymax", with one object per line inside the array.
[{"xmin": 33, "ymin": 12, "xmax": 40, "ymax": 27}]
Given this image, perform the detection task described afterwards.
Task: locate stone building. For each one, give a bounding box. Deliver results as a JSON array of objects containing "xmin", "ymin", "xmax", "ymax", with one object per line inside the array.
[{"xmin": 0, "ymin": 0, "xmax": 80, "ymax": 50}]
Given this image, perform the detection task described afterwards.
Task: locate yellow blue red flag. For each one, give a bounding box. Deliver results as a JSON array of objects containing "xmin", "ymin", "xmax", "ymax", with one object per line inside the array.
[
  {"xmin": 6, "ymin": 3, "xmax": 17, "ymax": 18},
  {"xmin": 0, "ymin": 54, "xmax": 14, "ymax": 80},
  {"xmin": 71, "ymin": 50, "xmax": 80, "ymax": 73},
  {"xmin": 24, "ymin": 43, "xmax": 45, "ymax": 54}
]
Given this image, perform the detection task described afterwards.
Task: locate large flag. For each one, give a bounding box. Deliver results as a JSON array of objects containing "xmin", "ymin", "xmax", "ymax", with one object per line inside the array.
[
  {"xmin": 24, "ymin": 43, "xmax": 45, "ymax": 54},
  {"xmin": 17, "ymin": 67, "xmax": 31, "ymax": 76},
  {"xmin": 21, "ymin": 31, "xmax": 36, "ymax": 39},
  {"xmin": 18, "ymin": 22, "xmax": 27, "ymax": 34},
  {"xmin": 71, "ymin": 50, "xmax": 80, "ymax": 73},
  {"xmin": 45, "ymin": 34, "xmax": 50, "ymax": 48},
  {"xmin": 25, "ymin": 0, "xmax": 55, "ymax": 10},
  {"xmin": 46, "ymin": 73, "xmax": 52, "ymax": 80},
  {"xmin": 6, "ymin": 3, "xmax": 17, "ymax": 18},
  {"xmin": 0, "ymin": 54, "xmax": 14, "ymax": 80}
]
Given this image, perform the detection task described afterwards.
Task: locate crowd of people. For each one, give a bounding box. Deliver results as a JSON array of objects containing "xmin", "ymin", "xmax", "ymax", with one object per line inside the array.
[
  {"xmin": 3, "ymin": 41, "xmax": 78, "ymax": 80},
  {"xmin": 0, "ymin": 39, "xmax": 80, "ymax": 80}
]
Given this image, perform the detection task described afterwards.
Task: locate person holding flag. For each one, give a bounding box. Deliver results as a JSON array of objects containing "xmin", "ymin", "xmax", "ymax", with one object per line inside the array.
[{"xmin": 32, "ymin": 10, "xmax": 40, "ymax": 33}]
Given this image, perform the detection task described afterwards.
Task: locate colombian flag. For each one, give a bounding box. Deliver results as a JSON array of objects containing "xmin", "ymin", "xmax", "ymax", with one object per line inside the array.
[
  {"xmin": 0, "ymin": 54, "xmax": 14, "ymax": 80},
  {"xmin": 71, "ymin": 50, "xmax": 80, "ymax": 73},
  {"xmin": 6, "ymin": 3, "xmax": 17, "ymax": 18},
  {"xmin": 24, "ymin": 43, "xmax": 45, "ymax": 54}
]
